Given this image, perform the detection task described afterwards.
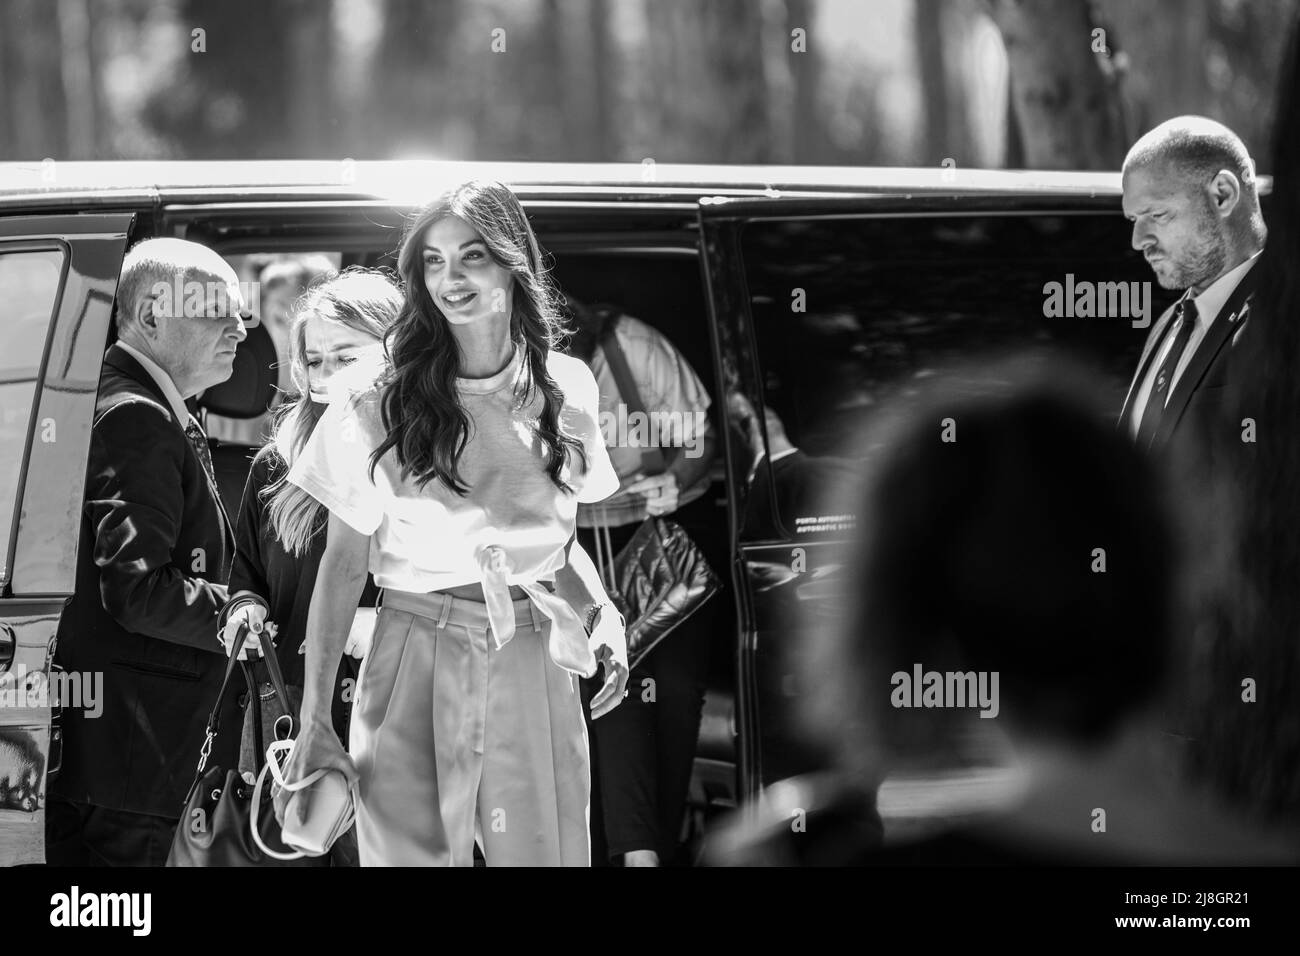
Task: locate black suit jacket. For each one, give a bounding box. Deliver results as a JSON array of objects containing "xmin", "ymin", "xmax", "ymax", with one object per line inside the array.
[
  {"xmin": 1119, "ymin": 261, "xmax": 1261, "ymax": 460},
  {"xmin": 52, "ymin": 344, "xmax": 241, "ymax": 817}
]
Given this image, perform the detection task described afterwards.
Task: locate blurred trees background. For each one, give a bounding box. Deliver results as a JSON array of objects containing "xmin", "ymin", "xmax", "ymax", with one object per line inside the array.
[{"xmin": 0, "ymin": 0, "xmax": 1294, "ymax": 169}]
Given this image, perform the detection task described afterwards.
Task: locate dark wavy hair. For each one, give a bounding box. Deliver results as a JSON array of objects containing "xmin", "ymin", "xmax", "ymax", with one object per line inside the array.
[{"xmin": 368, "ymin": 180, "xmax": 586, "ymax": 495}]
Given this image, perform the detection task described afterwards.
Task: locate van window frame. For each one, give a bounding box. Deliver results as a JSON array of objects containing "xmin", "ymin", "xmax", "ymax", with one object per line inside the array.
[{"xmin": 0, "ymin": 241, "xmax": 71, "ymax": 592}]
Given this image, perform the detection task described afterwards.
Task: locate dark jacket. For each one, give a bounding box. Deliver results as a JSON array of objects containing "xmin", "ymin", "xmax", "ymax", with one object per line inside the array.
[
  {"xmin": 228, "ymin": 442, "xmax": 378, "ymax": 745},
  {"xmin": 1119, "ymin": 259, "xmax": 1261, "ymax": 462},
  {"xmin": 52, "ymin": 343, "xmax": 241, "ymax": 818}
]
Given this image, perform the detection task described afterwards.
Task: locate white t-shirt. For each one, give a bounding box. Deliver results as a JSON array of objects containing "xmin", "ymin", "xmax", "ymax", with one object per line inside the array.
[
  {"xmin": 579, "ymin": 315, "xmax": 714, "ymax": 528},
  {"xmin": 286, "ymin": 342, "xmax": 619, "ymax": 673}
]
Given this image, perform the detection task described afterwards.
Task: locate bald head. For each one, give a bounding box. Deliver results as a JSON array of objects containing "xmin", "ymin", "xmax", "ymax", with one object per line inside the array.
[
  {"xmin": 113, "ymin": 238, "xmax": 247, "ymax": 397},
  {"xmin": 1122, "ymin": 117, "xmax": 1266, "ymax": 291},
  {"xmin": 1124, "ymin": 116, "xmax": 1259, "ymax": 194},
  {"xmin": 114, "ymin": 238, "xmax": 242, "ymax": 334}
]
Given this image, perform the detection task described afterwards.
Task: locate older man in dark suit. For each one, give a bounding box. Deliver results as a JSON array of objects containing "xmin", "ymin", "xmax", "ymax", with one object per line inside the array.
[
  {"xmin": 46, "ymin": 239, "xmax": 248, "ymax": 866},
  {"xmin": 1119, "ymin": 116, "xmax": 1268, "ymax": 458}
]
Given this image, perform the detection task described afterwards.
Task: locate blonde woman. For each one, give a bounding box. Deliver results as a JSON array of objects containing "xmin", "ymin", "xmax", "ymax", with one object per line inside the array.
[{"xmin": 218, "ymin": 271, "xmax": 401, "ymax": 868}]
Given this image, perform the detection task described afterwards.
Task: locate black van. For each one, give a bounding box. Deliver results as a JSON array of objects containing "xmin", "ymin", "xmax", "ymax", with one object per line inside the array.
[{"xmin": 0, "ymin": 161, "xmax": 1193, "ymax": 864}]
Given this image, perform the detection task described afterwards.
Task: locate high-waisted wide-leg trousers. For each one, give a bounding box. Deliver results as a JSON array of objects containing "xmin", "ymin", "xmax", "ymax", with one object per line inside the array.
[{"xmin": 349, "ymin": 587, "xmax": 591, "ymax": 866}]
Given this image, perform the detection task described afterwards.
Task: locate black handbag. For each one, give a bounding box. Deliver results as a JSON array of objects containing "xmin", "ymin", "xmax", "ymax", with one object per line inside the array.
[
  {"xmin": 166, "ymin": 625, "xmax": 323, "ymax": 867},
  {"xmin": 606, "ymin": 515, "xmax": 721, "ymax": 671},
  {"xmin": 591, "ymin": 321, "xmax": 722, "ymax": 671},
  {"xmin": 239, "ymin": 667, "xmax": 304, "ymax": 779}
]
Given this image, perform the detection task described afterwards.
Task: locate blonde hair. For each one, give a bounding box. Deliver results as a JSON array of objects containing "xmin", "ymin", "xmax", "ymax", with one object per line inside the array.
[{"xmin": 263, "ymin": 268, "xmax": 402, "ymax": 556}]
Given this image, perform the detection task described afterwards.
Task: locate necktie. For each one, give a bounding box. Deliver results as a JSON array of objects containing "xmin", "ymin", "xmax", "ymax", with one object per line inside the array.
[
  {"xmin": 1136, "ymin": 297, "xmax": 1198, "ymax": 447},
  {"xmin": 185, "ymin": 415, "xmax": 216, "ymax": 485}
]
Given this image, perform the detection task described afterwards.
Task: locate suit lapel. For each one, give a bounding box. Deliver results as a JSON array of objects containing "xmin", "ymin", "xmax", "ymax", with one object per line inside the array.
[
  {"xmin": 1152, "ymin": 266, "xmax": 1261, "ymax": 448},
  {"xmin": 1118, "ymin": 302, "xmax": 1178, "ymax": 429},
  {"xmin": 101, "ymin": 343, "xmax": 235, "ymax": 550}
]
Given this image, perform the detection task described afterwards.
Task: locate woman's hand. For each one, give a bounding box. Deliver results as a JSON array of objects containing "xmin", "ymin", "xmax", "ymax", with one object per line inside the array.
[
  {"xmin": 271, "ymin": 718, "xmax": 360, "ymax": 828},
  {"xmin": 623, "ymin": 471, "xmax": 679, "ymax": 516},
  {"xmin": 220, "ymin": 603, "xmax": 269, "ymax": 660},
  {"xmin": 588, "ymin": 607, "xmax": 630, "ymax": 719},
  {"xmin": 345, "ymin": 608, "xmax": 376, "ymax": 660},
  {"xmin": 300, "ymin": 608, "xmax": 376, "ymax": 660}
]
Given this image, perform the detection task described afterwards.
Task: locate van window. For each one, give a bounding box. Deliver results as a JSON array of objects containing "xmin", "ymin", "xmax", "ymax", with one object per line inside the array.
[
  {"xmin": 0, "ymin": 249, "xmax": 66, "ymax": 585},
  {"xmin": 738, "ymin": 213, "xmax": 1175, "ymax": 537}
]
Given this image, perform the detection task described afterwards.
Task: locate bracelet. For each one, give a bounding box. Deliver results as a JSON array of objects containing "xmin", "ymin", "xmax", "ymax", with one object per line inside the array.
[{"xmin": 217, "ymin": 593, "xmax": 268, "ymax": 636}]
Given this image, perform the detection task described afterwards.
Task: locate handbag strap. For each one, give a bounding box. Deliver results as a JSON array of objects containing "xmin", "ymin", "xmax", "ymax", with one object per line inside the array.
[
  {"xmin": 247, "ymin": 661, "xmax": 265, "ymax": 773},
  {"xmin": 249, "ymin": 625, "xmax": 298, "ymax": 742},
  {"xmin": 190, "ymin": 622, "xmax": 296, "ymax": 780},
  {"xmin": 600, "ymin": 322, "xmax": 667, "ymax": 477},
  {"xmin": 249, "ymin": 739, "xmax": 357, "ymax": 861},
  {"xmin": 191, "ymin": 631, "xmax": 250, "ymax": 778}
]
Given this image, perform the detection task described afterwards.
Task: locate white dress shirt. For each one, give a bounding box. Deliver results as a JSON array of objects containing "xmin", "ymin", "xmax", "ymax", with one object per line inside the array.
[
  {"xmin": 116, "ymin": 339, "xmax": 192, "ymax": 427},
  {"xmin": 1128, "ymin": 252, "xmax": 1261, "ymax": 438}
]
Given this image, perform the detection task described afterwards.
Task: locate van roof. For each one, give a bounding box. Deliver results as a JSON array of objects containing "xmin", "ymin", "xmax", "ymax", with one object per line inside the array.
[
  {"xmin": 0, "ymin": 160, "xmax": 1145, "ymax": 207},
  {"xmin": 0, "ymin": 160, "xmax": 1273, "ymax": 213}
]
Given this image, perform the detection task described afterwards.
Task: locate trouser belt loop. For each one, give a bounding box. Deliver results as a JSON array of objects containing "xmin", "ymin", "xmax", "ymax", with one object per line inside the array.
[
  {"xmin": 529, "ymin": 598, "xmax": 543, "ymax": 632},
  {"xmin": 436, "ymin": 592, "xmax": 453, "ymax": 629}
]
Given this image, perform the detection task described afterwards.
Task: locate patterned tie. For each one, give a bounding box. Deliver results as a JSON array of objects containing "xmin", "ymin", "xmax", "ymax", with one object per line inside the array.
[
  {"xmin": 185, "ymin": 415, "xmax": 216, "ymax": 485},
  {"xmin": 1136, "ymin": 297, "xmax": 1198, "ymax": 447}
]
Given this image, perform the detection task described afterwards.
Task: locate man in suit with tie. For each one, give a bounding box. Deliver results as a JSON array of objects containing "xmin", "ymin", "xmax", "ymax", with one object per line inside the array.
[
  {"xmin": 1119, "ymin": 116, "xmax": 1267, "ymax": 457},
  {"xmin": 46, "ymin": 239, "xmax": 248, "ymax": 866}
]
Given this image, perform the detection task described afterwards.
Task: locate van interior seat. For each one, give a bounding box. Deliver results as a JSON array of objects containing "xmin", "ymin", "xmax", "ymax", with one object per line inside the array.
[{"xmin": 198, "ymin": 320, "xmax": 279, "ymax": 516}]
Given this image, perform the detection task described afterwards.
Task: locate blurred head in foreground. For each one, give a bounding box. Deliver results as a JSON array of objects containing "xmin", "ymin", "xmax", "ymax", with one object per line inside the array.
[{"xmin": 803, "ymin": 355, "xmax": 1176, "ymax": 786}]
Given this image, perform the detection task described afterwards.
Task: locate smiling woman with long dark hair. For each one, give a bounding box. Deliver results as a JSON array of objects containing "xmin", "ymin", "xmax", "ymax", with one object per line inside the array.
[{"xmin": 274, "ymin": 180, "xmax": 629, "ymax": 866}]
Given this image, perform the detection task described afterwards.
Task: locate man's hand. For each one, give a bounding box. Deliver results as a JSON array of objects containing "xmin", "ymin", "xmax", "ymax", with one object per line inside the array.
[
  {"xmin": 623, "ymin": 471, "xmax": 679, "ymax": 517},
  {"xmin": 588, "ymin": 606, "xmax": 630, "ymax": 719}
]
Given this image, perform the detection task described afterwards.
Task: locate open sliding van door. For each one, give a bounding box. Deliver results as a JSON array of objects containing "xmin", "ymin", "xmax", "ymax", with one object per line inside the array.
[{"xmin": 0, "ymin": 213, "xmax": 133, "ymax": 865}]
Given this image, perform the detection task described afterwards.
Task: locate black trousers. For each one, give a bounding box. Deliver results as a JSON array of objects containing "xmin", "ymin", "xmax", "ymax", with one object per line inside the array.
[
  {"xmin": 45, "ymin": 795, "xmax": 179, "ymax": 867},
  {"xmin": 580, "ymin": 491, "xmax": 724, "ymax": 864}
]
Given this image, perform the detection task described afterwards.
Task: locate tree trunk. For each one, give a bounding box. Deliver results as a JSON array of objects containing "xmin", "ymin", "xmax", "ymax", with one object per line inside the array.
[
  {"xmin": 915, "ymin": 0, "xmax": 950, "ymax": 166},
  {"xmin": 587, "ymin": 0, "xmax": 614, "ymax": 160},
  {"xmin": 371, "ymin": 0, "xmax": 462, "ymax": 157},
  {"xmin": 285, "ymin": 0, "xmax": 334, "ymax": 159},
  {"xmin": 4, "ymin": 0, "xmax": 67, "ymax": 160},
  {"xmin": 785, "ymin": 0, "xmax": 819, "ymax": 164},
  {"xmin": 987, "ymin": 0, "xmax": 1125, "ymax": 168},
  {"xmin": 57, "ymin": 0, "xmax": 95, "ymax": 158}
]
